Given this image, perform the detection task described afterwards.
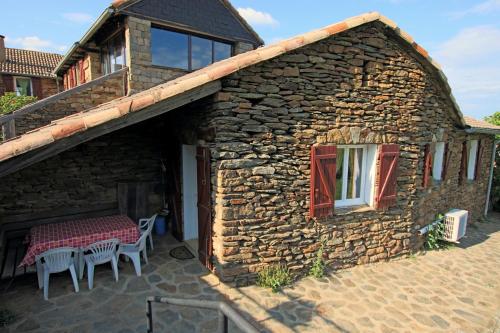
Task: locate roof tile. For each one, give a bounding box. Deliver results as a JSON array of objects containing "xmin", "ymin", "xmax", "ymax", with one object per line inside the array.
[{"xmin": 0, "ymin": 48, "xmax": 62, "ymax": 78}]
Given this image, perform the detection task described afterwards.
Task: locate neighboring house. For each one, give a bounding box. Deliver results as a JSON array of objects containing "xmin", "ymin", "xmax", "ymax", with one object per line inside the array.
[
  {"xmin": 0, "ymin": 0, "xmax": 262, "ymax": 139},
  {"xmin": 0, "ymin": 35, "xmax": 62, "ymax": 99},
  {"xmin": 1, "ymin": 12, "xmax": 499, "ymax": 285}
]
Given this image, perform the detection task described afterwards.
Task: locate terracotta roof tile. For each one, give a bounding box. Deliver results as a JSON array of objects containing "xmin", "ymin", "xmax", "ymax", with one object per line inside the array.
[
  {"xmin": 0, "ymin": 48, "xmax": 62, "ymax": 78},
  {"xmin": 464, "ymin": 116, "xmax": 500, "ymax": 131},
  {"xmin": 0, "ymin": 12, "xmax": 474, "ymax": 164}
]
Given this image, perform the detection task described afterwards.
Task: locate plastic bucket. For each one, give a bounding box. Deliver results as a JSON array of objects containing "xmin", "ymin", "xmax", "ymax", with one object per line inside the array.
[{"xmin": 154, "ymin": 215, "xmax": 167, "ymax": 235}]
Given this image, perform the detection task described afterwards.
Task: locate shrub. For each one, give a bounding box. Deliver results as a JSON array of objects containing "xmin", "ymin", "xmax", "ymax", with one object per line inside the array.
[
  {"xmin": 257, "ymin": 264, "xmax": 292, "ymax": 293},
  {"xmin": 309, "ymin": 244, "xmax": 326, "ymax": 278},
  {"xmin": 0, "ymin": 92, "xmax": 37, "ymax": 116}
]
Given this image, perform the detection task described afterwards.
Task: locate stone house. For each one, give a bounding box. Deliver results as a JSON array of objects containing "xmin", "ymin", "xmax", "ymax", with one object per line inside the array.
[
  {"xmin": 0, "ymin": 0, "xmax": 262, "ymax": 140},
  {"xmin": 0, "ymin": 11, "xmax": 499, "ymax": 285},
  {"xmin": 0, "ymin": 35, "xmax": 62, "ymax": 99}
]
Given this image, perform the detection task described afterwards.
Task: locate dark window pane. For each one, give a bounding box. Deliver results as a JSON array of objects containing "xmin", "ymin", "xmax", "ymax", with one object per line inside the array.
[
  {"xmin": 16, "ymin": 78, "xmax": 32, "ymax": 96},
  {"xmin": 151, "ymin": 28, "xmax": 188, "ymax": 70},
  {"xmin": 214, "ymin": 42, "xmax": 231, "ymax": 62},
  {"xmin": 191, "ymin": 36, "xmax": 213, "ymax": 70},
  {"xmin": 335, "ymin": 148, "xmax": 345, "ymax": 200}
]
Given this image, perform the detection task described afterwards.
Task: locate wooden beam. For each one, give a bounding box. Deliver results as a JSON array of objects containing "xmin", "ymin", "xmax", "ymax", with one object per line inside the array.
[{"xmin": 0, "ymin": 80, "xmax": 221, "ymax": 178}]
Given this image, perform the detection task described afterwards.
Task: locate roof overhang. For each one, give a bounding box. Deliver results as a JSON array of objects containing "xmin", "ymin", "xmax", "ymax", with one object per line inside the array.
[
  {"xmin": 465, "ymin": 128, "xmax": 500, "ymax": 135},
  {"xmin": 53, "ymin": 8, "xmax": 115, "ymax": 76}
]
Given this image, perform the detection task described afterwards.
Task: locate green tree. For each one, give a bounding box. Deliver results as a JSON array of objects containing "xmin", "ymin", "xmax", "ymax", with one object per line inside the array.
[
  {"xmin": 485, "ymin": 112, "xmax": 500, "ymax": 211},
  {"xmin": 0, "ymin": 92, "xmax": 37, "ymax": 116}
]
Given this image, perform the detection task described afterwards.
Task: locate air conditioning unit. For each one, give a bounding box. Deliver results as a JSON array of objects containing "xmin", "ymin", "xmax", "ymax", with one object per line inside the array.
[{"xmin": 442, "ymin": 209, "xmax": 468, "ymax": 242}]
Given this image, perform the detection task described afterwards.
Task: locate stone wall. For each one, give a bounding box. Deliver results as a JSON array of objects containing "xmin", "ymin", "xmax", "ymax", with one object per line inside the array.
[
  {"xmin": 201, "ymin": 22, "xmax": 494, "ymax": 285},
  {"xmin": 0, "ymin": 121, "xmax": 163, "ymax": 224},
  {"xmin": 0, "ymin": 73, "xmax": 5, "ymax": 96},
  {"xmin": 11, "ymin": 71, "xmax": 126, "ymax": 136},
  {"xmin": 39, "ymin": 77, "xmax": 59, "ymax": 99}
]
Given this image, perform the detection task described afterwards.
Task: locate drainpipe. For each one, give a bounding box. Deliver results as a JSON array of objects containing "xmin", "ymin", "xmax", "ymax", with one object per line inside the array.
[{"xmin": 485, "ymin": 139, "xmax": 499, "ymax": 216}]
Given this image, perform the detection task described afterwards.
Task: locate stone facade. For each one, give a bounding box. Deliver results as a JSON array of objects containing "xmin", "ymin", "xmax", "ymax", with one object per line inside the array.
[
  {"xmin": 0, "ymin": 21, "xmax": 494, "ymax": 287},
  {"xmin": 12, "ymin": 72, "xmax": 125, "ymax": 136},
  {"xmin": 39, "ymin": 77, "xmax": 59, "ymax": 99},
  {"xmin": 196, "ymin": 22, "xmax": 494, "ymax": 284}
]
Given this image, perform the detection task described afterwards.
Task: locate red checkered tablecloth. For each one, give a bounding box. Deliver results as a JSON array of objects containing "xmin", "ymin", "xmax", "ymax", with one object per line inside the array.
[{"xmin": 19, "ymin": 215, "xmax": 140, "ymax": 267}]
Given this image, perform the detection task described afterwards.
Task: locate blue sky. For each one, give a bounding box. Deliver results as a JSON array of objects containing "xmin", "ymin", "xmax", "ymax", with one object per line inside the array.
[{"xmin": 1, "ymin": 0, "xmax": 499, "ymax": 119}]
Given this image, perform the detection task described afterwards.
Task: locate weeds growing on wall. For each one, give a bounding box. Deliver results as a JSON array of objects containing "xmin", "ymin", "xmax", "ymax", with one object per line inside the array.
[
  {"xmin": 257, "ymin": 265, "xmax": 292, "ymax": 293},
  {"xmin": 309, "ymin": 244, "xmax": 326, "ymax": 278}
]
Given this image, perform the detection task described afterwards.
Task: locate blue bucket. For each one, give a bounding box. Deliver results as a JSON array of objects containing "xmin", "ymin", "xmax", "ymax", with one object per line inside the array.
[{"xmin": 154, "ymin": 215, "xmax": 167, "ymax": 235}]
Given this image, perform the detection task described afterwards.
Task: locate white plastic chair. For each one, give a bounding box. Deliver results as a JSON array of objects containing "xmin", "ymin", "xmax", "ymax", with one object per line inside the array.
[
  {"xmin": 81, "ymin": 239, "xmax": 119, "ymax": 289},
  {"xmin": 35, "ymin": 247, "xmax": 79, "ymax": 300},
  {"xmin": 139, "ymin": 214, "xmax": 157, "ymax": 251},
  {"xmin": 117, "ymin": 231, "xmax": 149, "ymax": 277}
]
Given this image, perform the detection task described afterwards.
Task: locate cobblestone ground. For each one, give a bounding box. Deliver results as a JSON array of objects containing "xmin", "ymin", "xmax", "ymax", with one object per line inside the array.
[{"xmin": 1, "ymin": 216, "xmax": 499, "ymax": 333}]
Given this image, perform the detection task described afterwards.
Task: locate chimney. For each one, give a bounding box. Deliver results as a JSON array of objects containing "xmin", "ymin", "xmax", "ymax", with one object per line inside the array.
[{"xmin": 0, "ymin": 35, "xmax": 5, "ymax": 62}]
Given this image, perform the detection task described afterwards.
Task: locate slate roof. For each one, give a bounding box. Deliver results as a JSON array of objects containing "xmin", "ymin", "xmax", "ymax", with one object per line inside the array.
[
  {"xmin": 464, "ymin": 116, "xmax": 500, "ymax": 133},
  {"xmin": 0, "ymin": 12, "xmax": 482, "ymax": 164},
  {"xmin": 115, "ymin": 0, "xmax": 263, "ymax": 45},
  {"xmin": 0, "ymin": 48, "xmax": 62, "ymax": 78}
]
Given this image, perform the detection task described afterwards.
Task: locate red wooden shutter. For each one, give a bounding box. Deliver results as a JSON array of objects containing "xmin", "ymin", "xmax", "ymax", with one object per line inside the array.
[
  {"xmin": 79, "ymin": 59, "xmax": 86, "ymax": 84},
  {"xmin": 441, "ymin": 142, "xmax": 452, "ymax": 180},
  {"xmin": 3, "ymin": 75, "xmax": 14, "ymax": 92},
  {"xmin": 32, "ymin": 77, "xmax": 43, "ymax": 99},
  {"xmin": 474, "ymin": 140, "xmax": 484, "ymax": 180},
  {"xmin": 422, "ymin": 144, "xmax": 433, "ymax": 188},
  {"xmin": 459, "ymin": 141, "xmax": 468, "ymax": 185},
  {"xmin": 63, "ymin": 73, "xmax": 68, "ymax": 90},
  {"xmin": 375, "ymin": 144, "xmax": 399, "ymax": 210},
  {"xmin": 310, "ymin": 145, "xmax": 337, "ymax": 219}
]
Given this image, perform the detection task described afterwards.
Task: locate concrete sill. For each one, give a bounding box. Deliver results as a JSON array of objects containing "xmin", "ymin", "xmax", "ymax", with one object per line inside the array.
[{"xmin": 335, "ymin": 204, "xmax": 375, "ymax": 216}]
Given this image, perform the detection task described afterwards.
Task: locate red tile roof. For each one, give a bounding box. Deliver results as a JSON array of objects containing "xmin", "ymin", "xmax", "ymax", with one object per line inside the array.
[
  {"xmin": 464, "ymin": 116, "xmax": 500, "ymax": 132},
  {"xmin": 0, "ymin": 12, "xmax": 475, "ymax": 164},
  {"xmin": 0, "ymin": 48, "xmax": 62, "ymax": 78}
]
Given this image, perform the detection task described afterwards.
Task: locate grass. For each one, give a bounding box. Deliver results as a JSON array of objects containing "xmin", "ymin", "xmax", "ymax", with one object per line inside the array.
[
  {"xmin": 309, "ymin": 245, "xmax": 326, "ymax": 278},
  {"xmin": 257, "ymin": 265, "xmax": 292, "ymax": 293}
]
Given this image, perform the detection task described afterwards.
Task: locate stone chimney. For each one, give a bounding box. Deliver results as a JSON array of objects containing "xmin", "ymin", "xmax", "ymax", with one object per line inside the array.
[{"xmin": 0, "ymin": 35, "xmax": 5, "ymax": 62}]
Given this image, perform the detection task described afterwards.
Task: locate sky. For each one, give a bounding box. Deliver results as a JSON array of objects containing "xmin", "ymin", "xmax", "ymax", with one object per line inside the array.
[{"xmin": 1, "ymin": 0, "xmax": 499, "ymax": 120}]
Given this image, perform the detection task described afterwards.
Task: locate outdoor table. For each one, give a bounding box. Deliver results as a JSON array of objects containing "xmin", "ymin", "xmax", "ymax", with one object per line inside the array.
[{"xmin": 19, "ymin": 215, "xmax": 140, "ymax": 267}]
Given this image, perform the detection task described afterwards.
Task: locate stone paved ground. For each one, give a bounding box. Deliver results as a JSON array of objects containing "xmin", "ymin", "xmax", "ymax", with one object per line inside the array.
[{"xmin": 1, "ymin": 216, "xmax": 499, "ymax": 333}]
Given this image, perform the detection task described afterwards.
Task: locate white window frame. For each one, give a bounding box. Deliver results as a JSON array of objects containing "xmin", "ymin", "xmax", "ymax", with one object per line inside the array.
[
  {"xmin": 13, "ymin": 76, "xmax": 33, "ymax": 97},
  {"xmin": 467, "ymin": 140, "xmax": 478, "ymax": 180},
  {"xmin": 432, "ymin": 142, "xmax": 445, "ymax": 181},
  {"xmin": 335, "ymin": 145, "xmax": 377, "ymax": 208}
]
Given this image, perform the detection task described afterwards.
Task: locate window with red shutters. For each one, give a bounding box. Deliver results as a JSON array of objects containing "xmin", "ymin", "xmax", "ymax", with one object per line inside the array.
[
  {"xmin": 422, "ymin": 144, "xmax": 433, "ymax": 188},
  {"xmin": 375, "ymin": 144, "xmax": 399, "ymax": 210},
  {"xmin": 441, "ymin": 142, "xmax": 451, "ymax": 180},
  {"xmin": 474, "ymin": 140, "xmax": 484, "ymax": 180},
  {"xmin": 459, "ymin": 141, "xmax": 468, "ymax": 185},
  {"xmin": 310, "ymin": 145, "xmax": 337, "ymax": 219}
]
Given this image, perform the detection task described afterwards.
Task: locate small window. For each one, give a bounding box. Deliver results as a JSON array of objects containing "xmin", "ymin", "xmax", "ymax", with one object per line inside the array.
[
  {"xmin": 432, "ymin": 142, "xmax": 445, "ymax": 181},
  {"xmin": 335, "ymin": 145, "xmax": 377, "ymax": 207},
  {"xmin": 14, "ymin": 77, "xmax": 33, "ymax": 96},
  {"xmin": 467, "ymin": 140, "xmax": 478, "ymax": 180},
  {"xmin": 101, "ymin": 32, "xmax": 127, "ymax": 75}
]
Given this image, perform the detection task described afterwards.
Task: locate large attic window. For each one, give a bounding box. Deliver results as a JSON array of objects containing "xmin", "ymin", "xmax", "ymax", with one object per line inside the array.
[{"xmin": 151, "ymin": 27, "xmax": 232, "ymax": 71}]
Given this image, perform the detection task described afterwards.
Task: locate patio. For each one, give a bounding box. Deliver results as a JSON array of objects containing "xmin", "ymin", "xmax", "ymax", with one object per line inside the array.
[{"xmin": 1, "ymin": 217, "xmax": 500, "ymax": 333}]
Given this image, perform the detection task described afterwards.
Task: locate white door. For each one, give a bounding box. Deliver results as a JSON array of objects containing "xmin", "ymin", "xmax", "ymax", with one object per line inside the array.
[{"xmin": 182, "ymin": 145, "xmax": 199, "ymax": 247}]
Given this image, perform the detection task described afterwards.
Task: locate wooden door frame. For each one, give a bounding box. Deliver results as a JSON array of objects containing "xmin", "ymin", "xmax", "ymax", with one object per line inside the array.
[{"xmin": 196, "ymin": 146, "xmax": 214, "ymax": 270}]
